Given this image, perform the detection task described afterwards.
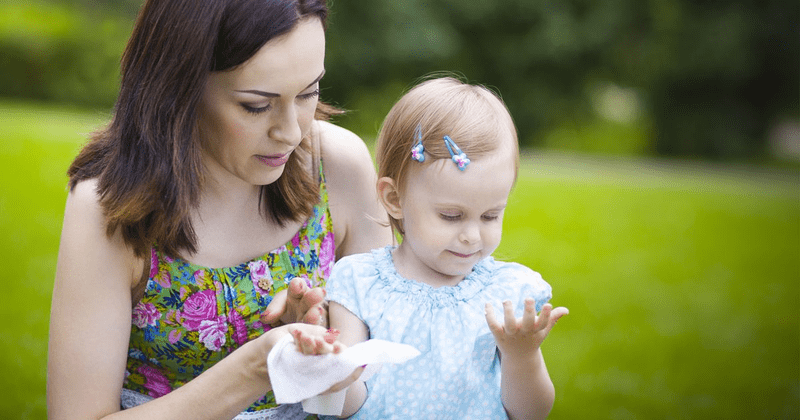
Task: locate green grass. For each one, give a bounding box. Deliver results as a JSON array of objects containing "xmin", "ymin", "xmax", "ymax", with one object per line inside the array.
[
  {"xmin": 500, "ymin": 153, "xmax": 799, "ymax": 419},
  {"xmin": 1, "ymin": 100, "xmax": 798, "ymax": 419},
  {"xmin": 0, "ymin": 99, "xmax": 108, "ymax": 419}
]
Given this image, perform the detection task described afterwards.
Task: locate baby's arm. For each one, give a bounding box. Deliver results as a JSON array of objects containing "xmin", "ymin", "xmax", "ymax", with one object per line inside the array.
[
  {"xmin": 329, "ymin": 301, "xmax": 370, "ymax": 418},
  {"xmin": 485, "ymin": 298, "xmax": 568, "ymax": 420}
]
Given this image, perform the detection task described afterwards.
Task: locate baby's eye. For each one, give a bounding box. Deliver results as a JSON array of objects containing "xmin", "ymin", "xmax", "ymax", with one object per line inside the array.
[
  {"xmin": 439, "ymin": 213, "xmax": 461, "ymax": 222},
  {"xmin": 482, "ymin": 213, "xmax": 500, "ymax": 222}
]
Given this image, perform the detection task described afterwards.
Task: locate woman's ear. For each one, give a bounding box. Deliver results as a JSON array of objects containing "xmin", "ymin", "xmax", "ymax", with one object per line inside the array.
[{"xmin": 376, "ymin": 177, "xmax": 402, "ymax": 220}]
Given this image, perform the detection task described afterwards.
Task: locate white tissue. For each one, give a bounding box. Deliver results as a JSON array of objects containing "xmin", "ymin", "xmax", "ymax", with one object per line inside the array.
[{"xmin": 267, "ymin": 335, "xmax": 420, "ymax": 415}]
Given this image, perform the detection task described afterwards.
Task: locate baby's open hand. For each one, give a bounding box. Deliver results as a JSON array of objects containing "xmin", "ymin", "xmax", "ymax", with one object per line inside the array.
[
  {"xmin": 485, "ymin": 298, "xmax": 568, "ymax": 360},
  {"xmin": 289, "ymin": 325, "xmax": 345, "ymax": 356},
  {"xmin": 288, "ymin": 326, "xmax": 365, "ymax": 395}
]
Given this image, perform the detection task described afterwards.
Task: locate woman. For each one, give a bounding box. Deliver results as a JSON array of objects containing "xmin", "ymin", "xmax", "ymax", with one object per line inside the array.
[{"xmin": 46, "ymin": 0, "xmax": 392, "ymax": 418}]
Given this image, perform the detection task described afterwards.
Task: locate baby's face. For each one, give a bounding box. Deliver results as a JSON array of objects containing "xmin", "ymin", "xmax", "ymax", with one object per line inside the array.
[{"xmin": 395, "ymin": 143, "xmax": 516, "ymax": 286}]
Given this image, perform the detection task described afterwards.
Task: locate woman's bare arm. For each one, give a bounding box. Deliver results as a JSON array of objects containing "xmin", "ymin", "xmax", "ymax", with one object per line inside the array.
[{"xmin": 47, "ymin": 180, "xmax": 295, "ymax": 419}]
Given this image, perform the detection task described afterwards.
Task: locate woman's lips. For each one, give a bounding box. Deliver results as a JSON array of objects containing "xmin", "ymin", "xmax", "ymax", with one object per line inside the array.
[{"xmin": 256, "ymin": 153, "xmax": 290, "ymax": 167}]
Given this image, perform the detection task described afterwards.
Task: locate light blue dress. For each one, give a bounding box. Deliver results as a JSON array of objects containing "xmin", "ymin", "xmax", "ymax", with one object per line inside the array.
[{"xmin": 324, "ymin": 246, "xmax": 552, "ymax": 420}]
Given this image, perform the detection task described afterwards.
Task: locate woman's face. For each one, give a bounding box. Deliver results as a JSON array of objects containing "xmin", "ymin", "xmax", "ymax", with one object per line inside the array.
[{"xmin": 197, "ymin": 17, "xmax": 325, "ymax": 189}]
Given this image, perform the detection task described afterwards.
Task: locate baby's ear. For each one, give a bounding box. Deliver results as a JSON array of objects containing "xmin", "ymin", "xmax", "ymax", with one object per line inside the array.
[{"xmin": 376, "ymin": 177, "xmax": 403, "ymax": 219}]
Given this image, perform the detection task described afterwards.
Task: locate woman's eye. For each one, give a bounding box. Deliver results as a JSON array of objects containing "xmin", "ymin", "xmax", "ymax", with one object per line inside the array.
[
  {"xmin": 242, "ymin": 104, "xmax": 270, "ymax": 115},
  {"xmin": 299, "ymin": 89, "xmax": 320, "ymax": 101}
]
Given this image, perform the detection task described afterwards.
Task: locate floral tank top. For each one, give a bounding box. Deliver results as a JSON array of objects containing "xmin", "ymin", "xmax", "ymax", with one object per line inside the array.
[{"xmin": 123, "ymin": 171, "xmax": 335, "ymax": 417}]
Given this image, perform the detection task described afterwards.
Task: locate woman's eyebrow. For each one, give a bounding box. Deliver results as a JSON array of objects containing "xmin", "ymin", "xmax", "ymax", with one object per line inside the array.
[{"xmin": 235, "ymin": 69, "xmax": 326, "ymax": 97}]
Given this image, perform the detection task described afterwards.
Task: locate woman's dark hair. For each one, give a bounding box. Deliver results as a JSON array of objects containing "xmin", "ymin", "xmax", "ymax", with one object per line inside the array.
[{"xmin": 68, "ymin": 0, "xmax": 336, "ymax": 259}]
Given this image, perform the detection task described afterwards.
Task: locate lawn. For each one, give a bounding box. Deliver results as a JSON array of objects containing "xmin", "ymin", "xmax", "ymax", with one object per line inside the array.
[{"xmin": 1, "ymin": 100, "xmax": 797, "ymax": 419}]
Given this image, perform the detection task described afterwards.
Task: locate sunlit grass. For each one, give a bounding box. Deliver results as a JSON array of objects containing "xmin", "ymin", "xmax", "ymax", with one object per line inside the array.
[
  {"xmin": 0, "ymin": 99, "xmax": 107, "ymax": 419},
  {"xmin": 500, "ymin": 152, "xmax": 799, "ymax": 419},
  {"xmin": 1, "ymin": 100, "xmax": 797, "ymax": 419}
]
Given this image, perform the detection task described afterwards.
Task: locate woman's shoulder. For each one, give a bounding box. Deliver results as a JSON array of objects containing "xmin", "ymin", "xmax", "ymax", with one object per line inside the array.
[
  {"xmin": 316, "ymin": 119, "xmax": 363, "ymax": 145},
  {"xmin": 315, "ymin": 121, "xmax": 393, "ymax": 258},
  {"xmin": 317, "ymin": 120, "xmax": 372, "ymax": 174},
  {"xmin": 68, "ymin": 178, "xmax": 102, "ymax": 213},
  {"xmin": 64, "ymin": 178, "xmax": 145, "ymax": 286}
]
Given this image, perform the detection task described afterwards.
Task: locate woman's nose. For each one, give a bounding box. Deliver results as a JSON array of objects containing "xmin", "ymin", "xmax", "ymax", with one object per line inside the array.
[{"xmin": 268, "ymin": 103, "xmax": 302, "ymax": 147}]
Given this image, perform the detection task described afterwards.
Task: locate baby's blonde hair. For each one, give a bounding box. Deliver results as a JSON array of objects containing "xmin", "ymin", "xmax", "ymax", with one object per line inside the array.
[{"xmin": 375, "ymin": 76, "xmax": 520, "ymax": 236}]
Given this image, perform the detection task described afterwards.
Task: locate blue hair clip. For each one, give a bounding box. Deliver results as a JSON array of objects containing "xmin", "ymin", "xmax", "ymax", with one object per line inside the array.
[
  {"xmin": 410, "ymin": 124, "xmax": 425, "ymax": 163},
  {"xmin": 443, "ymin": 135, "xmax": 470, "ymax": 171}
]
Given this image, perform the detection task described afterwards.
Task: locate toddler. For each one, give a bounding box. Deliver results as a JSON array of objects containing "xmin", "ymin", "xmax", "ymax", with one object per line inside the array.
[{"xmin": 325, "ymin": 77, "xmax": 568, "ymax": 419}]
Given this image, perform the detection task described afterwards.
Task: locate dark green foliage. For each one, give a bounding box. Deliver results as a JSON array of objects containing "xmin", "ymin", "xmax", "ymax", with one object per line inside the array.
[
  {"xmin": 323, "ymin": 0, "xmax": 799, "ymax": 159},
  {"xmin": 1, "ymin": 0, "xmax": 797, "ymax": 159}
]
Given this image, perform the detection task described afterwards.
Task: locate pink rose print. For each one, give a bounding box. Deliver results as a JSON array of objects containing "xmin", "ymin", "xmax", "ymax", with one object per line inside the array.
[
  {"xmin": 248, "ymin": 260, "xmax": 273, "ymax": 295},
  {"xmin": 198, "ymin": 317, "xmax": 227, "ymax": 351},
  {"xmin": 181, "ymin": 289, "xmax": 217, "ymax": 331},
  {"xmin": 168, "ymin": 329, "xmax": 182, "ymax": 344},
  {"xmin": 150, "ymin": 249, "xmax": 171, "ymax": 288},
  {"xmin": 298, "ymin": 239, "xmax": 311, "ymax": 259},
  {"xmin": 193, "ymin": 269, "xmax": 208, "ymax": 287},
  {"xmin": 149, "ymin": 248, "xmax": 159, "ymax": 279},
  {"xmin": 319, "ymin": 234, "xmax": 335, "ymax": 278},
  {"xmin": 132, "ymin": 302, "xmax": 161, "ymax": 328},
  {"xmin": 137, "ymin": 365, "xmax": 171, "ymax": 398},
  {"xmin": 164, "ymin": 309, "xmax": 181, "ymax": 326},
  {"xmin": 228, "ymin": 309, "xmax": 248, "ymax": 346},
  {"xmin": 154, "ymin": 270, "xmax": 172, "ymax": 289}
]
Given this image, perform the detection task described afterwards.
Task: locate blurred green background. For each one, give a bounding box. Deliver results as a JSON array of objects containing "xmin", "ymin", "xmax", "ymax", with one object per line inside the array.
[{"xmin": 0, "ymin": 0, "xmax": 797, "ymax": 419}]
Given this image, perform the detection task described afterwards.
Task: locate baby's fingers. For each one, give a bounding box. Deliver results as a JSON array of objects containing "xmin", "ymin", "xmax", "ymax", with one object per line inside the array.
[
  {"xmin": 537, "ymin": 305, "xmax": 569, "ymax": 337},
  {"xmin": 549, "ymin": 306, "xmax": 569, "ymax": 327},
  {"xmin": 520, "ymin": 298, "xmax": 540, "ymax": 332},
  {"xmin": 292, "ymin": 329, "xmax": 319, "ymax": 354},
  {"xmin": 291, "ymin": 328, "xmax": 339, "ymax": 355},
  {"xmin": 535, "ymin": 303, "xmax": 553, "ymax": 332},
  {"xmin": 484, "ymin": 303, "xmax": 504, "ymax": 335},
  {"xmin": 502, "ymin": 300, "xmax": 518, "ymax": 334}
]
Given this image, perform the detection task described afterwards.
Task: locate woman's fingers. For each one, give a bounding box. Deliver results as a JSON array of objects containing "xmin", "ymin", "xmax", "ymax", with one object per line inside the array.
[
  {"xmin": 262, "ymin": 289, "xmax": 288, "ymax": 325},
  {"xmin": 301, "ymin": 285, "xmax": 325, "ymax": 308},
  {"xmin": 262, "ymin": 279, "xmax": 329, "ymax": 327},
  {"xmin": 262, "ymin": 279, "xmax": 307, "ymax": 326},
  {"xmin": 301, "ymin": 289, "xmax": 328, "ymax": 327}
]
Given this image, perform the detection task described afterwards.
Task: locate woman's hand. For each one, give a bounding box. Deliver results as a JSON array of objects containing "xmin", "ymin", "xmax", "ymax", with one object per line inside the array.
[
  {"xmin": 485, "ymin": 298, "xmax": 568, "ymax": 360},
  {"xmin": 262, "ymin": 277, "xmax": 328, "ymax": 327}
]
